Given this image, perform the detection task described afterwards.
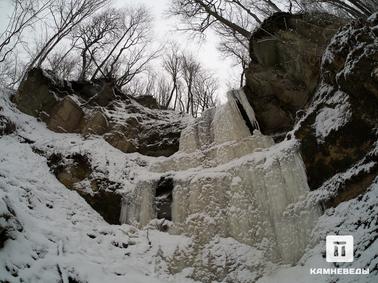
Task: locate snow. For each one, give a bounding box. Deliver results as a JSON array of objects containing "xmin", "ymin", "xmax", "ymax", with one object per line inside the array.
[
  {"xmin": 0, "ymin": 136, "xmax": 151, "ymax": 282},
  {"xmin": 313, "ymin": 90, "xmax": 352, "ymax": 142},
  {"xmin": 1, "ymin": 86, "xmax": 377, "ymax": 282}
]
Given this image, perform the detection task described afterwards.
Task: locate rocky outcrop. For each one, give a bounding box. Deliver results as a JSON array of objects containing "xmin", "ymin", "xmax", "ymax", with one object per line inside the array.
[
  {"xmin": 294, "ymin": 14, "xmax": 378, "ymax": 202},
  {"xmin": 134, "ymin": 95, "xmax": 160, "ymax": 109},
  {"xmin": 11, "ymin": 69, "xmax": 184, "ymax": 227},
  {"xmin": 245, "ymin": 13, "xmax": 346, "ymax": 138},
  {"xmin": 245, "ymin": 12, "xmax": 378, "ymax": 207},
  {"xmin": 47, "ymin": 153, "xmax": 123, "ymax": 224},
  {"xmin": 13, "ymin": 68, "xmax": 184, "ymax": 157},
  {"xmin": 13, "ymin": 68, "xmax": 68, "ymax": 118}
]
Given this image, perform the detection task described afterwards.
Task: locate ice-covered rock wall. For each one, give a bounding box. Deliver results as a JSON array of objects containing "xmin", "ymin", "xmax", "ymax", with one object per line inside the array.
[
  {"xmin": 180, "ymin": 89, "xmax": 260, "ymax": 153},
  {"xmin": 121, "ymin": 89, "xmax": 320, "ymax": 265}
]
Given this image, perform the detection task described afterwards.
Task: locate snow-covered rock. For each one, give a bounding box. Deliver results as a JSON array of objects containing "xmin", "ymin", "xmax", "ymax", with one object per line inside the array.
[
  {"xmin": 13, "ymin": 68, "xmax": 186, "ymax": 157},
  {"xmin": 295, "ymin": 14, "xmax": 378, "ymax": 197},
  {"xmin": 246, "ymin": 12, "xmax": 346, "ymax": 137}
]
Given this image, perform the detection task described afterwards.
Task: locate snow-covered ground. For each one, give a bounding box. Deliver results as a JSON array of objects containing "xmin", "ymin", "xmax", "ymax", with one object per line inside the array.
[{"xmin": 1, "ymin": 89, "xmax": 377, "ymax": 282}]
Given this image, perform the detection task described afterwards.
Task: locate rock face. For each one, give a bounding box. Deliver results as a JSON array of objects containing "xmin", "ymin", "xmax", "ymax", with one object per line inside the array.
[
  {"xmin": 294, "ymin": 14, "xmax": 378, "ymax": 204},
  {"xmin": 48, "ymin": 96, "xmax": 84, "ymax": 133},
  {"xmin": 13, "ymin": 68, "xmax": 67, "ymax": 118},
  {"xmin": 13, "ymin": 68, "xmax": 184, "ymax": 157},
  {"xmin": 245, "ymin": 12, "xmax": 378, "ymax": 208},
  {"xmin": 245, "ymin": 13, "xmax": 345, "ymax": 138},
  {"xmin": 12, "ymin": 68, "xmax": 184, "ymax": 226}
]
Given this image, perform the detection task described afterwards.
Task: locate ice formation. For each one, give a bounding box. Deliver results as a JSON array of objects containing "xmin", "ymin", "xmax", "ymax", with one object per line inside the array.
[{"xmin": 121, "ymin": 88, "xmax": 320, "ymax": 265}]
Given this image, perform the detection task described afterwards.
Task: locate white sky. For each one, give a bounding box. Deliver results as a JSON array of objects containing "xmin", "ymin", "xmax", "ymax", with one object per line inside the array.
[
  {"xmin": 116, "ymin": 0, "xmax": 237, "ymax": 101},
  {"xmin": 0, "ymin": 0, "xmax": 239, "ymax": 101}
]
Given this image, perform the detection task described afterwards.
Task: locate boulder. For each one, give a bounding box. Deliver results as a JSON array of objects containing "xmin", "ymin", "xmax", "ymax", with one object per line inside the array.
[
  {"xmin": 245, "ymin": 13, "xmax": 346, "ymax": 137},
  {"xmin": 70, "ymin": 80, "xmax": 102, "ymax": 101},
  {"xmin": 92, "ymin": 81, "xmax": 116, "ymax": 106},
  {"xmin": 134, "ymin": 95, "xmax": 160, "ymax": 109},
  {"xmin": 13, "ymin": 68, "xmax": 67, "ymax": 119},
  {"xmin": 104, "ymin": 130, "xmax": 138, "ymax": 153},
  {"xmin": 48, "ymin": 96, "xmax": 84, "ymax": 133},
  {"xmin": 81, "ymin": 110, "xmax": 109, "ymax": 135}
]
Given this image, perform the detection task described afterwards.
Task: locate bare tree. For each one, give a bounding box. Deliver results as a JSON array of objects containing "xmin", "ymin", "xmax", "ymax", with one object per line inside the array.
[
  {"xmin": 162, "ymin": 43, "xmax": 182, "ymax": 108},
  {"xmin": 217, "ymin": 28, "xmax": 249, "ymax": 87},
  {"xmin": 181, "ymin": 52, "xmax": 201, "ymax": 115},
  {"xmin": 169, "ymin": 0, "xmax": 256, "ymax": 39},
  {"xmin": 301, "ymin": 0, "xmax": 378, "ymax": 18},
  {"xmin": 46, "ymin": 48, "xmax": 79, "ymax": 79},
  {"xmin": 0, "ymin": 0, "xmax": 53, "ymax": 86},
  {"xmin": 0, "ymin": 0, "xmax": 52, "ymax": 63},
  {"xmin": 73, "ymin": 8, "xmax": 120, "ymax": 80},
  {"xmin": 168, "ymin": 0, "xmax": 263, "ymax": 88},
  {"xmin": 86, "ymin": 7, "xmax": 158, "ymax": 88},
  {"xmin": 28, "ymin": 0, "xmax": 110, "ymax": 70},
  {"xmin": 193, "ymin": 71, "xmax": 217, "ymax": 115},
  {"xmin": 156, "ymin": 76, "xmax": 171, "ymax": 107},
  {"xmin": 124, "ymin": 70, "xmax": 157, "ymax": 97}
]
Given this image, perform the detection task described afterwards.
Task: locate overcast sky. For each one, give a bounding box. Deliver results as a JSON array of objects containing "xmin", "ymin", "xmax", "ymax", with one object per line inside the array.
[{"xmin": 0, "ymin": 0, "xmax": 238, "ymax": 101}]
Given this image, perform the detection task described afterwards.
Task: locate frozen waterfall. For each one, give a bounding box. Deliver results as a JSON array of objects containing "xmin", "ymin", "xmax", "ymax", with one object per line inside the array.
[{"xmin": 120, "ymin": 88, "xmax": 320, "ymax": 265}]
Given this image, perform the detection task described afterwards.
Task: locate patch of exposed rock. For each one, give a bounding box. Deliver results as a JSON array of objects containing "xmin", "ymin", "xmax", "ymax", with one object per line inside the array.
[
  {"xmin": 245, "ymin": 12, "xmax": 346, "ymax": 138},
  {"xmin": 0, "ymin": 197, "xmax": 23, "ymax": 249},
  {"xmin": 46, "ymin": 152, "xmax": 123, "ymax": 224},
  {"xmin": 0, "ymin": 108, "xmax": 16, "ymax": 136},
  {"xmin": 13, "ymin": 68, "xmax": 185, "ymax": 157}
]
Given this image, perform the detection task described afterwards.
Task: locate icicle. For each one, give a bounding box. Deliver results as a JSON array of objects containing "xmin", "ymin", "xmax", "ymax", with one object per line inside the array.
[
  {"xmin": 119, "ymin": 197, "xmax": 128, "ymax": 224},
  {"xmin": 229, "ymin": 88, "xmax": 260, "ymax": 131}
]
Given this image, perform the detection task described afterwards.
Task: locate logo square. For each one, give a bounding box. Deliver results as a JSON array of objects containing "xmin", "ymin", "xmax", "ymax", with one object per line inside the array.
[{"xmin": 326, "ymin": 235, "xmax": 354, "ymax": 262}]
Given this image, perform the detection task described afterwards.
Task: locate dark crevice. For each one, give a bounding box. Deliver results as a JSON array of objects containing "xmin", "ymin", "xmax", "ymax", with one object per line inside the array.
[
  {"xmin": 235, "ymin": 98, "xmax": 257, "ymax": 134},
  {"xmin": 155, "ymin": 177, "xmax": 173, "ymax": 221}
]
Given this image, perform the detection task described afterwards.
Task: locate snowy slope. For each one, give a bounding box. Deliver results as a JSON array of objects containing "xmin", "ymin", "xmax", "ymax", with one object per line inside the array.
[{"xmin": 0, "ymin": 90, "xmax": 198, "ymax": 283}]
